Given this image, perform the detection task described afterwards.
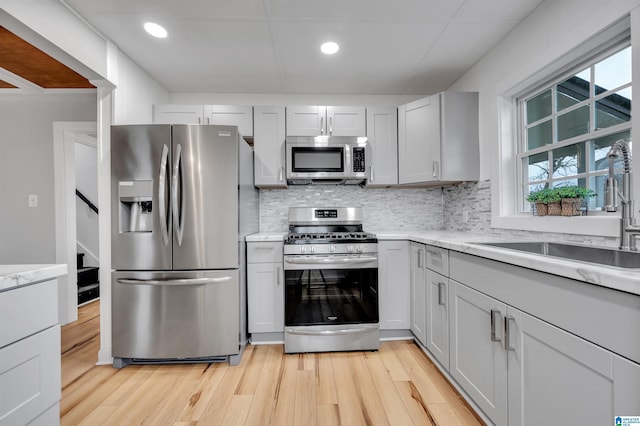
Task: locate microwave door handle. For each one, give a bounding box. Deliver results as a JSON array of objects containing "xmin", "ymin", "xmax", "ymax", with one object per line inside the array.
[{"xmin": 345, "ymin": 145, "xmax": 351, "ymax": 175}]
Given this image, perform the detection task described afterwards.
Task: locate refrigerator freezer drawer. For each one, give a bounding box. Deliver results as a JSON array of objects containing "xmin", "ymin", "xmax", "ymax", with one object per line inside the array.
[{"xmin": 112, "ymin": 270, "xmax": 239, "ymax": 360}]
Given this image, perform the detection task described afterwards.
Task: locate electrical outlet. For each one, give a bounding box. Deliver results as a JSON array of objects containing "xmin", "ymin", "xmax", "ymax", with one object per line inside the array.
[
  {"xmin": 28, "ymin": 194, "xmax": 38, "ymax": 208},
  {"xmin": 462, "ymin": 210, "xmax": 469, "ymax": 223}
]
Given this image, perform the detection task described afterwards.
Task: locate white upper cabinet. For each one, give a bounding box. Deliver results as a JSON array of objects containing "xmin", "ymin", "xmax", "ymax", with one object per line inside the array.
[
  {"xmin": 153, "ymin": 104, "xmax": 253, "ymax": 137},
  {"xmin": 398, "ymin": 92, "xmax": 478, "ymax": 185},
  {"xmin": 204, "ymin": 105, "xmax": 253, "ymax": 137},
  {"xmin": 286, "ymin": 106, "xmax": 366, "ymax": 136},
  {"xmin": 366, "ymin": 107, "xmax": 398, "ymax": 186},
  {"xmin": 153, "ymin": 104, "xmax": 205, "ymax": 124},
  {"xmin": 253, "ymin": 106, "xmax": 287, "ymax": 188}
]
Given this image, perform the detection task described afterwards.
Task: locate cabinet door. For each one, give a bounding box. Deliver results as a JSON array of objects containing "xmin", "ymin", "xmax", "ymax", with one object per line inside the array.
[
  {"xmin": 398, "ymin": 96, "xmax": 441, "ymax": 184},
  {"xmin": 0, "ymin": 326, "xmax": 60, "ymax": 426},
  {"xmin": 410, "ymin": 242, "xmax": 426, "ymax": 344},
  {"xmin": 153, "ymin": 104, "xmax": 204, "ymax": 124},
  {"xmin": 378, "ymin": 240, "xmax": 410, "ymax": 330},
  {"xmin": 366, "ymin": 107, "xmax": 398, "ymax": 186},
  {"xmin": 286, "ymin": 106, "xmax": 326, "ymax": 136},
  {"xmin": 507, "ymin": 306, "xmax": 640, "ymax": 425},
  {"xmin": 204, "ymin": 105, "xmax": 253, "ymax": 137},
  {"xmin": 253, "ymin": 106, "xmax": 287, "ymax": 187},
  {"xmin": 426, "ymin": 270, "xmax": 449, "ymax": 370},
  {"xmin": 247, "ymin": 263, "xmax": 284, "ymax": 333},
  {"xmin": 449, "ymin": 281, "xmax": 507, "ymax": 425},
  {"xmin": 326, "ymin": 106, "xmax": 366, "ymax": 136}
]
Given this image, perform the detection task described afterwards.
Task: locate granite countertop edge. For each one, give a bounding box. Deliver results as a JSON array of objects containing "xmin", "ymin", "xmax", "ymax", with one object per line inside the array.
[
  {"xmin": 247, "ymin": 230, "xmax": 639, "ymax": 296},
  {"xmin": 0, "ymin": 264, "xmax": 68, "ymax": 292}
]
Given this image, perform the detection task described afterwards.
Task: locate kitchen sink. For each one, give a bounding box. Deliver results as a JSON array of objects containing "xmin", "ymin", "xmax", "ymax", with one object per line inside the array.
[{"xmin": 473, "ymin": 241, "xmax": 640, "ymax": 269}]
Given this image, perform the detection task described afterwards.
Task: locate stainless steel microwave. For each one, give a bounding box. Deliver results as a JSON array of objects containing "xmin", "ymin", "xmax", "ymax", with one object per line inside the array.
[{"xmin": 285, "ymin": 136, "xmax": 368, "ymax": 184}]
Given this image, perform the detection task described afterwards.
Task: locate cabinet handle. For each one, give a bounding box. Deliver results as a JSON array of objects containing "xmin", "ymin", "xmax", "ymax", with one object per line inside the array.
[
  {"xmin": 438, "ymin": 282, "xmax": 446, "ymax": 305},
  {"xmin": 276, "ymin": 266, "xmax": 281, "ymax": 286},
  {"xmin": 279, "ymin": 166, "xmax": 284, "ymax": 182},
  {"xmin": 490, "ymin": 309, "xmax": 502, "ymax": 342},
  {"xmin": 417, "ymin": 249, "xmax": 423, "ymax": 268},
  {"xmin": 206, "ymin": 117, "xmax": 210, "ymax": 125},
  {"xmin": 505, "ymin": 316, "xmax": 516, "ymax": 351},
  {"xmin": 320, "ymin": 116, "xmax": 324, "ymax": 135},
  {"xmin": 432, "ymin": 160, "xmax": 440, "ymax": 178},
  {"xmin": 329, "ymin": 117, "xmax": 333, "ymax": 135},
  {"xmin": 370, "ymin": 166, "xmax": 375, "ymax": 182},
  {"xmin": 197, "ymin": 117, "xmax": 201, "ymax": 124}
]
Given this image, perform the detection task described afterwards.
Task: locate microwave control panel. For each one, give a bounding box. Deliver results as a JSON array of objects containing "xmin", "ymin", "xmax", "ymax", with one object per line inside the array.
[{"xmin": 352, "ymin": 147, "xmax": 366, "ymax": 173}]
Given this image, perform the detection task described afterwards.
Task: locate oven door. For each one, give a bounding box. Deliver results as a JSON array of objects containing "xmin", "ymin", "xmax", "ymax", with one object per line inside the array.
[{"xmin": 283, "ymin": 254, "xmax": 379, "ymax": 327}]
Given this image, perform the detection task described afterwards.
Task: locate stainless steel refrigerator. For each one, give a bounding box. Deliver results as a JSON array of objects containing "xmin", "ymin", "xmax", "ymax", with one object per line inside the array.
[{"xmin": 110, "ymin": 124, "xmax": 258, "ymax": 367}]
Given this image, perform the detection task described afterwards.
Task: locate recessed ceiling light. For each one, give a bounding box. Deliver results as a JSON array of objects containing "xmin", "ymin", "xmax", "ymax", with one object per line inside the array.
[
  {"xmin": 144, "ymin": 22, "xmax": 168, "ymax": 39},
  {"xmin": 321, "ymin": 41, "xmax": 339, "ymax": 55}
]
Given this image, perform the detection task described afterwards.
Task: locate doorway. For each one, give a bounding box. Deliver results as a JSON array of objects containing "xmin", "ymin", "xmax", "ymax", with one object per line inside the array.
[{"xmin": 54, "ymin": 121, "xmax": 98, "ymax": 325}]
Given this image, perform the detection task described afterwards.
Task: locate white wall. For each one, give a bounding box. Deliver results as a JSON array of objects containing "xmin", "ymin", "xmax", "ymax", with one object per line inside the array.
[
  {"xmin": 0, "ymin": 93, "xmax": 97, "ymax": 263},
  {"xmin": 112, "ymin": 50, "xmax": 170, "ymax": 124},
  {"xmin": 75, "ymin": 142, "xmax": 99, "ymax": 266},
  {"xmin": 170, "ymin": 93, "xmax": 419, "ymax": 107}
]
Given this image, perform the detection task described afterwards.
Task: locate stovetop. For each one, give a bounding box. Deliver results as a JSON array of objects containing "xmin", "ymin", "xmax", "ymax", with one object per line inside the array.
[{"xmin": 285, "ymin": 231, "xmax": 377, "ymax": 245}]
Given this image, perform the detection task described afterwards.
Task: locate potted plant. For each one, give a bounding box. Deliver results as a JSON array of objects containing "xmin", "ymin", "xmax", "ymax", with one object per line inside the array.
[
  {"xmin": 527, "ymin": 188, "xmax": 553, "ymax": 216},
  {"xmin": 544, "ymin": 189, "xmax": 562, "ymax": 215},
  {"xmin": 557, "ymin": 185, "xmax": 596, "ymax": 216}
]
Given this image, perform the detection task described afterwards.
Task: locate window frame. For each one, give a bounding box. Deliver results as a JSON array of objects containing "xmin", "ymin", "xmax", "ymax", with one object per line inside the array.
[
  {"xmin": 491, "ymin": 16, "xmax": 634, "ymax": 238},
  {"xmin": 515, "ymin": 41, "xmax": 632, "ymax": 214}
]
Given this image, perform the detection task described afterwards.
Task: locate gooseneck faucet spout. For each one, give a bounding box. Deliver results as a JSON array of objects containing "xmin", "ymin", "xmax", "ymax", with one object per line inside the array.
[{"xmin": 606, "ymin": 139, "xmax": 640, "ymax": 250}]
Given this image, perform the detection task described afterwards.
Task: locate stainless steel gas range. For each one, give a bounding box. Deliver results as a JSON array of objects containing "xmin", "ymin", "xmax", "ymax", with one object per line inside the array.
[{"xmin": 283, "ymin": 207, "xmax": 379, "ymax": 353}]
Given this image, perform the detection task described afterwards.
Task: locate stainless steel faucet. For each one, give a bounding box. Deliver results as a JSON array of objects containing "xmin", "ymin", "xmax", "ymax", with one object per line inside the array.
[{"xmin": 605, "ymin": 139, "xmax": 640, "ymax": 250}]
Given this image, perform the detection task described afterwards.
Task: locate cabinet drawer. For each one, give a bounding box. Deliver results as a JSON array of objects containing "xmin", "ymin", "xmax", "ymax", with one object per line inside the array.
[
  {"xmin": 0, "ymin": 279, "xmax": 58, "ymax": 348},
  {"xmin": 247, "ymin": 242, "xmax": 283, "ymax": 263},
  {"xmin": 425, "ymin": 245, "xmax": 449, "ymax": 276},
  {"xmin": 0, "ymin": 325, "xmax": 61, "ymax": 426}
]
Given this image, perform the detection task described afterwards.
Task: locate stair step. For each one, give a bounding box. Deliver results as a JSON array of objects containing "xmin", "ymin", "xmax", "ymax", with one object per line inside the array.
[
  {"xmin": 78, "ymin": 266, "xmax": 99, "ymax": 286},
  {"xmin": 78, "ymin": 283, "xmax": 100, "ymax": 305}
]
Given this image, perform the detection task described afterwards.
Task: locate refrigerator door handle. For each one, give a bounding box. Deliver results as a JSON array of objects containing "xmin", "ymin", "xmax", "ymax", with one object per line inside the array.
[
  {"xmin": 172, "ymin": 143, "xmax": 185, "ymax": 246},
  {"xmin": 158, "ymin": 144, "xmax": 170, "ymax": 246},
  {"xmin": 116, "ymin": 277, "xmax": 233, "ymax": 286}
]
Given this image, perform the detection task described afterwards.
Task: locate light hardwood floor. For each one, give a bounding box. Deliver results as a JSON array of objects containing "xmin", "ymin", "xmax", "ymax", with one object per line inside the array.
[{"xmin": 61, "ymin": 301, "xmax": 483, "ymax": 425}]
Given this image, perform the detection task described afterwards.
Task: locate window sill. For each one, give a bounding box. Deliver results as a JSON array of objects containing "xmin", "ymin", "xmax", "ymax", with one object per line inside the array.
[{"xmin": 491, "ymin": 214, "xmax": 619, "ymax": 237}]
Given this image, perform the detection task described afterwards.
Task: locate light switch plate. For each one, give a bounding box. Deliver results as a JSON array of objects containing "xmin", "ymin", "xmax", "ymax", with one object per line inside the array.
[{"xmin": 28, "ymin": 194, "xmax": 38, "ymax": 207}]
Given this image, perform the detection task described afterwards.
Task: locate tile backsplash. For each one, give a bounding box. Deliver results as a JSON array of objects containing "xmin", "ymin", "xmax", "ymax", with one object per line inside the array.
[
  {"xmin": 260, "ymin": 186, "xmax": 444, "ymax": 232},
  {"xmin": 259, "ymin": 180, "xmax": 619, "ymax": 247},
  {"xmin": 443, "ymin": 180, "xmax": 620, "ymax": 247}
]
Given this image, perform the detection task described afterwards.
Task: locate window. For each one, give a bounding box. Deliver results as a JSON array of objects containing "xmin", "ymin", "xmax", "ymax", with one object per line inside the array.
[{"xmin": 518, "ymin": 45, "xmax": 631, "ymax": 212}]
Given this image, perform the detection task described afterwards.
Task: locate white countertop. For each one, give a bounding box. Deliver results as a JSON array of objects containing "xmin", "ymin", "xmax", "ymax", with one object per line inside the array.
[
  {"xmin": 247, "ymin": 230, "xmax": 640, "ymax": 296},
  {"xmin": 246, "ymin": 232, "xmax": 286, "ymax": 242},
  {"xmin": 0, "ymin": 264, "xmax": 68, "ymax": 292}
]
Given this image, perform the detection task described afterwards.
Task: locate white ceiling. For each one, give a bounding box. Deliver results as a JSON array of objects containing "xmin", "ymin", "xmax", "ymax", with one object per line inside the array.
[{"xmin": 63, "ymin": 0, "xmax": 545, "ymax": 95}]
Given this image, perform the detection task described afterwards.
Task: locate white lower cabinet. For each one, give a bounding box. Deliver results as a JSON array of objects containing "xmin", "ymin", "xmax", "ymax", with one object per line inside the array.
[
  {"xmin": 409, "ymin": 242, "xmax": 426, "ymax": 344},
  {"xmin": 450, "ymin": 279, "xmax": 640, "ymax": 425},
  {"xmin": 247, "ymin": 241, "xmax": 284, "ymax": 334},
  {"xmin": 0, "ymin": 325, "xmax": 61, "ymax": 426},
  {"xmin": 378, "ymin": 241, "xmax": 410, "ymax": 330},
  {"xmin": 450, "ymin": 281, "xmax": 508, "ymax": 425},
  {"xmin": 425, "ymin": 269, "xmax": 449, "ymax": 370}
]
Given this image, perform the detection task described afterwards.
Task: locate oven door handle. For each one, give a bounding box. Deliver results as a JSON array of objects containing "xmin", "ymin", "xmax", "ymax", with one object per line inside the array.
[
  {"xmin": 286, "ymin": 325, "xmax": 378, "ymax": 336},
  {"xmin": 284, "ymin": 256, "xmax": 378, "ymax": 265}
]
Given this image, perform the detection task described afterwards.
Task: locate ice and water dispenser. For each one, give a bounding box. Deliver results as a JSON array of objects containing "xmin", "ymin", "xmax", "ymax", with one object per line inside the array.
[{"xmin": 118, "ymin": 180, "xmax": 153, "ymax": 233}]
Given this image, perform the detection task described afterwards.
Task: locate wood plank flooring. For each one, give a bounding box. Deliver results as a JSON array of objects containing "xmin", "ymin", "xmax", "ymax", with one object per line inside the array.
[{"xmin": 61, "ymin": 301, "xmax": 483, "ymax": 425}]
